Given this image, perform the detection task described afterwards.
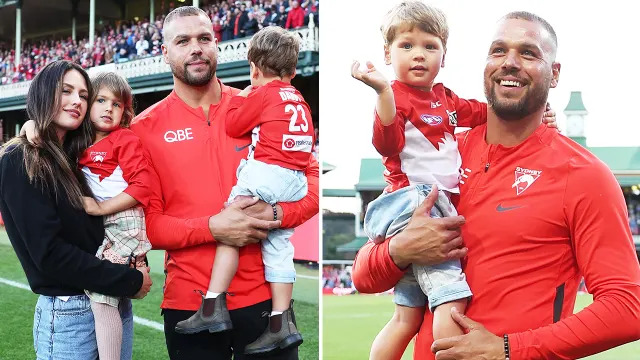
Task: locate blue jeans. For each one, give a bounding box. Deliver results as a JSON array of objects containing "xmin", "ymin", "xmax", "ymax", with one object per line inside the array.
[
  {"xmin": 229, "ymin": 159, "xmax": 307, "ymax": 283},
  {"xmin": 120, "ymin": 298, "xmax": 134, "ymax": 360},
  {"xmin": 33, "ymin": 295, "xmax": 134, "ymax": 360},
  {"xmin": 364, "ymin": 184, "xmax": 472, "ymax": 311}
]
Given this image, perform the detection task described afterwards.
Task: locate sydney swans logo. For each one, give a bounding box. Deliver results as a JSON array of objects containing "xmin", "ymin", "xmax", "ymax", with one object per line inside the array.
[{"xmin": 512, "ymin": 167, "xmax": 542, "ymax": 195}]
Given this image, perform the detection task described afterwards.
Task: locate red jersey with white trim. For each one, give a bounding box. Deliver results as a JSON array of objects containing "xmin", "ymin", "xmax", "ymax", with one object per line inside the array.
[
  {"xmin": 352, "ymin": 124, "xmax": 640, "ymax": 360},
  {"xmin": 226, "ymin": 80, "xmax": 314, "ymax": 170},
  {"xmin": 78, "ymin": 128, "xmax": 151, "ymax": 206},
  {"xmin": 373, "ymin": 81, "xmax": 486, "ymax": 193},
  {"xmin": 130, "ymin": 80, "xmax": 319, "ymax": 311}
]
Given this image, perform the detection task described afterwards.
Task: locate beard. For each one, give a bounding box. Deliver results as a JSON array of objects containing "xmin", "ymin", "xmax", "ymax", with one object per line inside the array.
[
  {"xmin": 484, "ymin": 71, "xmax": 550, "ymax": 121},
  {"xmin": 170, "ymin": 55, "xmax": 217, "ymax": 86}
]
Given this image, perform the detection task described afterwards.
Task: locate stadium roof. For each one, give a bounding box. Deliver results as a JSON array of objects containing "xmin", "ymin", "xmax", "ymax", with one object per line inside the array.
[
  {"xmin": 323, "ymin": 188, "xmax": 356, "ymax": 197},
  {"xmin": 323, "ymin": 161, "xmax": 336, "ymax": 173},
  {"xmin": 564, "ymin": 91, "xmax": 588, "ymax": 113},
  {"xmin": 336, "ymin": 236, "xmax": 368, "ymax": 253},
  {"xmin": 0, "ymin": 0, "xmax": 125, "ymax": 43},
  {"xmin": 355, "ymin": 158, "xmax": 386, "ymax": 191}
]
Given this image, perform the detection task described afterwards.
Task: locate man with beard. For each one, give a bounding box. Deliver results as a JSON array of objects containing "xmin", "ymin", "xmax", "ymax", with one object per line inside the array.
[
  {"xmin": 130, "ymin": 6, "xmax": 318, "ymax": 360},
  {"xmin": 352, "ymin": 11, "xmax": 640, "ymax": 360}
]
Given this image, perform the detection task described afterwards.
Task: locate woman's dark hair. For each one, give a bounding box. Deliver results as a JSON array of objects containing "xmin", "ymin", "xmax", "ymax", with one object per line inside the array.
[{"xmin": 1, "ymin": 60, "xmax": 94, "ymax": 208}]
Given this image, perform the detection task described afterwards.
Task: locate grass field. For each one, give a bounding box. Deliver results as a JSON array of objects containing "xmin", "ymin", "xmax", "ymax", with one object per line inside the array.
[
  {"xmin": 0, "ymin": 230, "xmax": 319, "ymax": 360},
  {"xmin": 323, "ymin": 294, "xmax": 640, "ymax": 360}
]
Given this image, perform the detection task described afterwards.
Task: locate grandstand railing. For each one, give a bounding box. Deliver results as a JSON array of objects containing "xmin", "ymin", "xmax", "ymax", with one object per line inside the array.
[{"xmin": 0, "ymin": 26, "xmax": 319, "ymax": 100}]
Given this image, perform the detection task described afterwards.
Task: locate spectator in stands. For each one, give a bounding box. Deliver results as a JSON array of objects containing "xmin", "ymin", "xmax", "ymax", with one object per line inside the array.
[
  {"xmin": 285, "ymin": 1, "xmax": 305, "ymax": 29},
  {"xmin": 212, "ymin": 16, "xmax": 224, "ymax": 42},
  {"xmin": 236, "ymin": 6, "xmax": 249, "ymax": 38},
  {"xmin": 0, "ymin": 0, "xmax": 313, "ymax": 85},
  {"xmin": 222, "ymin": 10, "xmax": 236, "ymax": 41},
  {"xmin": 136, "ymin": 34, "xmax": 150, "ymax": 57},
  {"xmin": 242, "ymin": 12, "xmax": 260, "ymax": 37},
  {"xmin": 263, "ymin": 4, "xmax": 282, "ymax": 27}
]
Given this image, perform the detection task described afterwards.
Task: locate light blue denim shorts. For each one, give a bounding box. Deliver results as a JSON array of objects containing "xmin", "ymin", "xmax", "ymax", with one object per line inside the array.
[
  {"xmin": 364, "ymin": 184, "xmax": 472, "ymax": 310},
  {"xmin": 229, "ymin": 158, "xmax": 308, "ymax": 283},
  {"xmin": 33, "ymin": 295, "xmax": 134, "ymax": 360}
]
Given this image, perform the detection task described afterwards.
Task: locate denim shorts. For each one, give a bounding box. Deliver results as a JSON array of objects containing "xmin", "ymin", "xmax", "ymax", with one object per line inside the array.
[
  {"xmin": 364, "ymin": 184, "xmax": 472, "ymax": 310},
  {"xmin": 228, "ymin": 158, "xmax": 308, "ymax": 283},
  {"xmin": 33, "ymin": 295, "xmax": 134, "ymax": 360}
]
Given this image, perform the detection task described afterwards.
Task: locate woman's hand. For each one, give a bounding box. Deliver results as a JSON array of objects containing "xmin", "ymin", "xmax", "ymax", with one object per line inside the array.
[{"xmin": 132, "ymin": 267, "xmax": 153, "ymax": 299}]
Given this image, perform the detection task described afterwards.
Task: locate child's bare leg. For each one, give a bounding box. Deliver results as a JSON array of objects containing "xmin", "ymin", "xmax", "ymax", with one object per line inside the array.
[
  {"xmin": 208, "ymin": 244, "xmax": 239, "ymax": 294},
  {"xmin": 270, "ymin": 282, "xmax": 293, "ymax": 312},
  {"xmin": 91, "ymin": 301, "xmax": 122, "ymax": 360},
  {"xmin": 370, "ymin": 305, "xmax": 424, "ymax": 360},
  {"xmin": 432, "ymin": 299, "xmax": 467, "ymax": 340}
]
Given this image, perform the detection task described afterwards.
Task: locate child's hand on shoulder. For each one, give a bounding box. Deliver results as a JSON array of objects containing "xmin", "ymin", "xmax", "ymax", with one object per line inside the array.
[
  {"xmin": 20, "ymin": 120, "xmax": 41, "ymax": 146},
  {"xmin": 238, "ymin": 85, "xmax": 253, "ymax": 98},
  {"xmin": 542, "ymin": 102, "xmax": 559, "ymax": 131},
  {"xmin": 82, "ymin": 196, "xmax": 104, "ymax": 216},
  {"xmin": 351, "ymin": 60, "xmax": 391, "ymax": 95}
]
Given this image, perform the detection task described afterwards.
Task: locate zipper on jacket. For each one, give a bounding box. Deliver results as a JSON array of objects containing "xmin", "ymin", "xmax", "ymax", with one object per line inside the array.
[{"xmin": 484, "ymin": 162, "xmax": 490, "ymax": 172}]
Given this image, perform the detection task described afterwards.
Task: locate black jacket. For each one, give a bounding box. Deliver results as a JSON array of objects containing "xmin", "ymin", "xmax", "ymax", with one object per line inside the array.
[{"xmin": 0, "ymin": 145, "xmax": 142, "ymax": 297}]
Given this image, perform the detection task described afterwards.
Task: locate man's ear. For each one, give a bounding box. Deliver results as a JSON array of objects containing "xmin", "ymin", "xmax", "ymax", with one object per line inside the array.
[
  {"xmin": 384, "ymin": 44, "xmax": 391, "ymax": 65},
  {"xmin": 550, "ymin": 62, "xmax": 561, "ymax": 88},
  {"xmin": 161, "ymin": 44, "xmax": 169, "ymax": 64}
]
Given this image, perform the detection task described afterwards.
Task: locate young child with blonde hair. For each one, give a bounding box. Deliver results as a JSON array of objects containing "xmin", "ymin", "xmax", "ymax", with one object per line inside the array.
[{"xmin": 351, "ymin": 2, "xmax": 555, "ymax": 358}]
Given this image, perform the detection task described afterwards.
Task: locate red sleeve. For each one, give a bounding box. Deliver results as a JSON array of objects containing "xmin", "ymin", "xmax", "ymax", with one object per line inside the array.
[
  {"xmin": 278, "ymin": 156, "xmax": 319, "ymax": 228},
  {"xmin": 509, "ymin": 159, "xmax": 640, "ymax": 360},
  {"xmin": 141, "ymin": 148, "xmax": 214, "ymax": 251},
  {"xmin": 445, "ymin": 87, "xmax": 487, "ymax": 128},
  {"xmin": 113, "ymin": 129, "xmax": 152, "ymax": 207},
  {"xmin": 351, "ymin": 239, "xmax": 406, "ymax": 293},
  {"xmin": 295, "ymin": 10, "xmax": 305, "ymax": 27},
  {"xmin": 285, "ymin": 12, "xmax": 292, "ymax": 29},
  {"xmin": 372, "ymin": 107, "xmax": 406, "ymax": 157},
  {"xmin": 226, "ymin": 89, "xmax": 266, "ymax": 138}
]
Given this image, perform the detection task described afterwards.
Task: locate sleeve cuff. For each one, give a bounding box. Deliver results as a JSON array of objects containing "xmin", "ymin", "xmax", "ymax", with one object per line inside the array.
[
  {"xmin": 124, "ymin": 187, "xmax": 150, "ymax": 208},
  {"xmin": 279, "ymin": 201, "xmax": 295, "ymax": 228}
]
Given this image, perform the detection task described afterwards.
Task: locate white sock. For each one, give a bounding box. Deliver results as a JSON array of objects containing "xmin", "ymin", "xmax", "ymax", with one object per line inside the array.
[
  {"xmin": 205, "ymin": 291, "xmax": 221, "ymax": 299},
  {"xmin": 270, "ymin": 311, "xmax": 284, "ymax": 316}
]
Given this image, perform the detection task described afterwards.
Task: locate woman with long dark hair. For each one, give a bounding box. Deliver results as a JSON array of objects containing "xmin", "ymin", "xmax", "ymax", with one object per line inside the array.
[{"xmin": 0, "ymin": 60, "xmax": 152, "ymax": 359}]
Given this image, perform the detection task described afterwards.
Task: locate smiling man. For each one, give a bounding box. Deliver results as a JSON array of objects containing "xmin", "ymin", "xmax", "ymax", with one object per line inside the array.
[
  {"xmin": 352, "ymin": 11, "xmax": 640, "ymax": 360},
  {"xmin": 130, "ymin": 6, "xmax": 318, "ymax": 360}
]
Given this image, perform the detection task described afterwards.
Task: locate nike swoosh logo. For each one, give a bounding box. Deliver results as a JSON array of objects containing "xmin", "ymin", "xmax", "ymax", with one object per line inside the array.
[
  {"xmin": 496, "ymin": 204, "xmax": 522, "ymax": 212},
  {"xmin": 235, "ymin": 143, "xmax": 251, "ymax": 152}
]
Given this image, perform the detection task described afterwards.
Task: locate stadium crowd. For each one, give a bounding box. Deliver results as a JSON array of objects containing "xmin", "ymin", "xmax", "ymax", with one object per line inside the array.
[{"xmin": 0, "ymin": 0, "xmax": 319, "ymax": 85}]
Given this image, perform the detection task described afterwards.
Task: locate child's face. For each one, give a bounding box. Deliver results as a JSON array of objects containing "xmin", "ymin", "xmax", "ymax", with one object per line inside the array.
[
  {"xmin": 385, "ymin": 27, "xmax": 445, "ymax": 91},
  {"xmin": 90, "ymin": 87, "xmax": 124, "ymax": 134}
]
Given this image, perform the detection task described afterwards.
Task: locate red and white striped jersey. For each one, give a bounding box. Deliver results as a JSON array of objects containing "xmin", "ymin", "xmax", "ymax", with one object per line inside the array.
[{"xmin": 373, "ymin": 81, "xmax": 486, "ymax": 193}]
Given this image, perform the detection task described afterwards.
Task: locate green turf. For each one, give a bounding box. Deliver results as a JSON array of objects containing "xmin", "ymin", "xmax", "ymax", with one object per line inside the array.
[
  {"xmin": 0, "ymin": 240, "xmax": 319, "ymax": 359},
  {"xmin": 323, "ymin": 294, "xmax": 640, "ymax": 360}
]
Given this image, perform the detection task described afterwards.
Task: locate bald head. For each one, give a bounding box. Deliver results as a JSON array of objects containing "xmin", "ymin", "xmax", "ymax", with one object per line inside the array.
[
  {"xmin": 162, "ymin": 6, "xmax": 211, "ymax": 42},
  {"xmin": 500, "ymin": 11, "xmax": 557, "ymax": 60}
]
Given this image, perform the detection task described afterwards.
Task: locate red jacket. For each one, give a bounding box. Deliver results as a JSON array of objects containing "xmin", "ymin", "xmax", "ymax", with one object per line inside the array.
[
  {"xmin": 352, "ymin": 124, "xmax": 640, "ymax": 359},
  {"xmin": 130, "ymin": 80, "xmax": 319, "ymax": 311},
  {"xmin": 285, "ymin": 6, "xmax": 305, "ymax": 29}
]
